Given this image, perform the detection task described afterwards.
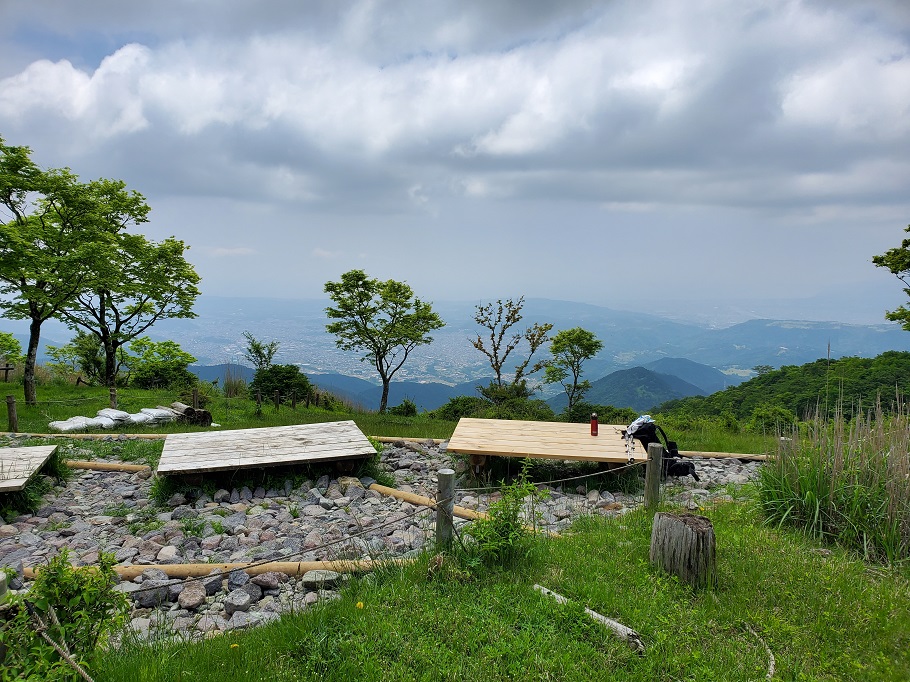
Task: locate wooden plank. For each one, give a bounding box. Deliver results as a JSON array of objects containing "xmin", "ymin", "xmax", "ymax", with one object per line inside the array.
[
  {"xmin": 447, "ymin": 418, "xmax": 646, "ymax": 463},
  {"xmin": 0, "ymin": 445, "xmax": 59, "ymax": 492},
  {"xmin": 156, "ymin": 421, "xmax": 376, "ymax": 475}
]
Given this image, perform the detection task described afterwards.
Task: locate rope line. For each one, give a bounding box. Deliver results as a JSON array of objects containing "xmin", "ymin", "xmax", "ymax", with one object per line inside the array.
[{"xmin": 455, "ymin": 459, "xmax": 646, "ymax": 494}]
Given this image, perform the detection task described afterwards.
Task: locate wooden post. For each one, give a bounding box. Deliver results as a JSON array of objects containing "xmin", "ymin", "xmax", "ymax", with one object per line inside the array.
[
  {"xmin": 650, "ymin": 512, "xmax": 717, "ymax": 590},
  {"xmin": 305, "ymin": 390, "xmax": 311, "ymax": 408},
  {"xmin": 291, "ymin": 389, "xmax": 297, "ymax": 410},
  {"xmin": 192, "ymin": 387, "xmax": 199, "ymax": 409},
  {"xmin": 6, "ymin": 395, "xmax": 17, "ymax": 433},
  {"xmin": 255, "ymin": 390, "xmax": 262, "ymax": 413},
  {"xmin": 274, "ymin": 390, "xmax": 280, "ymax": 410},
  {"xmin": 436, "ymin": 468, "xmax": 455, "ymax": 550},
  {"xmin": 644, "ymin": 442, "xmax": 663, "ymax": 510},
  {"xmin": 0, "ymin": 364, "xmax": 13, "ymax": 382},
  {"xmin": 109, "ymin": 387, "xmax": 117, "ymax": 409}
]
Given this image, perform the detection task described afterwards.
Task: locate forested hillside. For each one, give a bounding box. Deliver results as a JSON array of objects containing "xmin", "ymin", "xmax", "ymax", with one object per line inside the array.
[{"xmin": 658, "ymin": 351, "xmax": 910, "ymax": 420}]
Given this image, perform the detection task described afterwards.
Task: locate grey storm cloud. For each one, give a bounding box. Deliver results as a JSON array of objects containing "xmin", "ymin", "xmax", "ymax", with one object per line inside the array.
[{"xmin": 0, "ymin": 0, "xmax": 908, "ymax": 318}]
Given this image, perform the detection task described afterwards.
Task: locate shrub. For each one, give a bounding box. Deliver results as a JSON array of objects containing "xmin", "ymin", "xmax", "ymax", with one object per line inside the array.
[
  {"xmin": 462, "ymin": 472, "xmax": 546, "ymax": 568},
  {"xmin": 432, "ymin": 395, "xmax": 488, "ymax": 421},
  {"xmin": 748, "ymin": 404, "xmax": 796, "ymax": 433},
  {"xmin": 0, "ymin": 549, "xmax": 129, "ymax": 680},
  {"xmin": 562, "ymin": 401, "xmax": 638, "ymax": 425},
  {"xmin": 388, "ymin": 398, "xmax": 418, "ymax": 417},
  {"xmin": 249, "ymin": 364, "xmax": 313, "ymax": 404}
]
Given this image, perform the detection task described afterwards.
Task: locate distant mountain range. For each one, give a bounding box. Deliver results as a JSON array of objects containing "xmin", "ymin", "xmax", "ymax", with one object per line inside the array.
[
  {"xmin": 191, "ymin": 359, "xmax": 733, "ymax": 414},
  {"xmin": 8, "ymin": 294, "xmax": 910, "ymax": 413}
]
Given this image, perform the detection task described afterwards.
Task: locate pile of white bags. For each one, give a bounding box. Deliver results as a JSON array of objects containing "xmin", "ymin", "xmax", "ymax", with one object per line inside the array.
[{"xmin": 49, "ymin": 407, "xmax": 177, "ymax": 432}]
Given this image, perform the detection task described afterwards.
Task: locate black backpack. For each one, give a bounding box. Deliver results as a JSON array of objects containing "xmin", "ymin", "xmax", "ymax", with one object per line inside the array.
[{"xmin": 622, "ymin": 421, "xmax": 700, "ymax": 481}]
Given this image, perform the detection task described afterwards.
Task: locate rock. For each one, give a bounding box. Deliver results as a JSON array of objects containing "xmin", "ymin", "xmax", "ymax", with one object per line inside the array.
[
  {"xmin": 213, "ymin": 489, "xmax": 230, "ymax": 503},
  {"xmin": 224, "ymin": 589, "xmax": 253, "ymax": 616},
  {"xmin": 178, "ymin": 582, "xmax": 208, "ymax": 610},
  {"xmin": 134, "ymin": 580, "xmax": 171, "ymax": 608},
  {"xmin": 171, "ymin": 505, "xmax": 196, "ymax": 520},
  {"xmin": 156, "ymin": 545, "xmax": 179, "ymax": 561},
  {"xmin": 240, "ymin": 582, "xmax": 263, "ymax": 601},
  {"xmin": 251, "ymin": 571, "xmax": 285, "ymax": 590},
  {"xmin": 166, "ymin": 493, "xmax": 188, "ymax": 507},
  {"xmin": 227, "ymin": 569, "xmax": 250, "ymax": 590},
  {"xmin": 300, "ymin": 570, "xmax": 343, "ymax": 590}
]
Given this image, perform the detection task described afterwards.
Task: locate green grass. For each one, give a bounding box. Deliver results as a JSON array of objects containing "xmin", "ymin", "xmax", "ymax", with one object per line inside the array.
[
  {"xmin": 1, "ymin": 380, "xmax": 456, "ymax": 440},
  {"xmin": 760, "ymin": 407, "xmax": 910, "ymax": 565},
  {"xmin": 91, "ymin": 500, "xmax": 910, "ymax": 682}
]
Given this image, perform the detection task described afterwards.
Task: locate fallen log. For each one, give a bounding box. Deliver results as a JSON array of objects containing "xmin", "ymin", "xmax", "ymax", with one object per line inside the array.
[{"xmin": 533, "ymin": 584, "xmax": 645, "ymax": 655}]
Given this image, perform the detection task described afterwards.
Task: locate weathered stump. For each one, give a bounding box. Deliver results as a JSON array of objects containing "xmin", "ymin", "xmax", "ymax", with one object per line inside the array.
[{"xmin": 649, "ymin": 512, "xmax": 717, "ymax": 589}]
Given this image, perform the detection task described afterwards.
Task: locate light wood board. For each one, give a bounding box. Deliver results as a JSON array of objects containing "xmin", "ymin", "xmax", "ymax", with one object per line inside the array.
[
  {"xmin": 0, "ymin": 445, "xmax": 59, "ymax": 492},
  {"xmin": 447, "ymin": 418, "xmax": 647, "ymax": 463},
  {"xmin": 156, "ymin": 421, "xmax": 376, "ymax": 475}
]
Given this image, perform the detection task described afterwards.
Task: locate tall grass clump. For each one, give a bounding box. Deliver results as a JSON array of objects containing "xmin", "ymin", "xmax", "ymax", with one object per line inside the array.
[{"xmin": 760, "ymin": 404, "xmax": 910, "ymax": 564}]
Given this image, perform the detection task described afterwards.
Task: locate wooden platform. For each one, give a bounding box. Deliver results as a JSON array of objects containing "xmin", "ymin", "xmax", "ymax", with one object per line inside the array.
[
  {"xmin": 157, "ymin": 421, "xmax": 376, "ymax": 476},
  {"xmin": 0, "ymin": 445, "xmax": 59, "ymax": 492},
  {"xmin": 447, "ymin": 418, "xmax": 647, "ymax": 463}
]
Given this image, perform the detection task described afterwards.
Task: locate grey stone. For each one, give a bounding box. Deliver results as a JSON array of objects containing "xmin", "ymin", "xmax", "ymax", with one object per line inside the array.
[
  {"xmin": 166, "ymin": 493, "xmax": 187, "ymax": 507},
  {"xmin": 240, "ymin": 487, "xmax": 253, "ymax": 501},
  {"xmin": 227, "ymin": 569, "xmax": 250, "ymax": 590},
  {"xmin": 300, "ymin": 570, "xmax": 344, "ymax": 590},
  {"xmin": 224, "ymin": 589, "xmax": 253, "ymax": 616},
  {"xmin": 134, "ymin": 580, "xmax": 171, "ymax": 608},
  {"xmin": 213, "ymin": 489, "xmax": 230, "ymax": 503},
  {"xmin": 171, "ymin": 505, "xmax": 196, "ymax": 520},
  {"xmin": 240, "ymin": 582, "xmax": 263, "ymax": 602},
  {"xmin": 253, "ymin": 486, "xmax": 266, "ymax": 499}
]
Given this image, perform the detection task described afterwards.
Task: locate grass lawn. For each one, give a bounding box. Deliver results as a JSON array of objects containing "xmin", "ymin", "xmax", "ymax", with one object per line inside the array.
[{"xmin": 93, "ymin": 500, "xmax": 910, "ymax": 682}]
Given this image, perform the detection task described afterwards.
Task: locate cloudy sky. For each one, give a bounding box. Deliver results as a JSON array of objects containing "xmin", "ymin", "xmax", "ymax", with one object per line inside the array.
[{"xmin": 1, "ymin": 0, "xmax": 908, "ymax": 325}]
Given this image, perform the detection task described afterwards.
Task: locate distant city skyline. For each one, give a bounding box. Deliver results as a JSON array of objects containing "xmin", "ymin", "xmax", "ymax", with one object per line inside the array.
[{"xmin": 1, "ymin": 1, "xmax": 908, "ymax": 323}]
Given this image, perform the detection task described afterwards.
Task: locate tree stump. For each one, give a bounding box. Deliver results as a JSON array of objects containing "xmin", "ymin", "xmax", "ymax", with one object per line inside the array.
[{"xmin": 649, "ymin": 512, "xmax": 717, "ymax": 589}]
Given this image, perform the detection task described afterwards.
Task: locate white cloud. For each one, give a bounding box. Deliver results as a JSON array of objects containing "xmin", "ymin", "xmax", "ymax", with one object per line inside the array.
[{"xmin": 209, "ymin": 247, "xmax": 257, "ymax": 257}]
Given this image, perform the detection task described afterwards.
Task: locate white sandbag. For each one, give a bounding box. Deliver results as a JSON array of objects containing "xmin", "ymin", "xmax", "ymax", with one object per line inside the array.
[
  {"xmin": 95, "ymin": 416, "xmax": 116, "ymax": 429},
  {"xmin": 97, "ymin": 408, "xmax": 130, "ymax": 422},
  {"xmin": 81, "ymin": 417, "xmax": 105, "ymax": 429},
  {"xmin": 140, "ymin": 408, "xmax": 176, "ymax": 422},
  {"xmin": 48, "ymin": 416, "xmax": 94, "ymax": 432},
  {"xmin": 126, "ymin": 412, "xmax": 153, "ymax": 424}
]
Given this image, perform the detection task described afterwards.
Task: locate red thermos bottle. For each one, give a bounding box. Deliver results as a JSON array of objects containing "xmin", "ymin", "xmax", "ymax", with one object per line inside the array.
[{"xmin": 590, "ymin": 412, "xmax": 598, "ymax": 436}]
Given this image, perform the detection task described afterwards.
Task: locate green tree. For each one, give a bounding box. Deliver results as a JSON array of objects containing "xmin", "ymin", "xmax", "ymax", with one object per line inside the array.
[
  {"xmin": 60, "ymin": 232, "xmax": 201, "ymax": 387},
  {"xmin": 873, "ymin": 224, "xmax": 910, "ymax": 329},
  {"xmin": 472, "ymin": 296, "xmax": 553, "ymax": 388},
  {"xmin": 325, "ymin": 269, "xmax": 444, "ymax": 413},
  {"xmin": 0, "ymin": 138, "xmax": 118, "ymax": 403},
  {"xmin": 0, "ymin": 331, "xmax": 23, "ymax": 366},
  {"xmin": 242, "ymin": 330, "xmax": 279, "ymax": 371},
  {"xmin": 45, "ymin": 330, "xmax": 109, "ymax": 384},
  {"xmin": 128, "ymin": 336, "xmax": 197, "ymax": 390},
  {"xmin": 543, "ymin": 326, "xmax": 603, "ymax": 411},
  {"xmin": 752, "ymin": 364, "xmax": 774, "ymax": 376}
]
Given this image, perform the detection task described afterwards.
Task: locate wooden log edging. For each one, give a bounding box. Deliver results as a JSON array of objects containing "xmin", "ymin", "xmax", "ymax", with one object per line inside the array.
[
  {"xmin": 24, "ymin": 558, "xmax": 409, "ymax": 581},
  {"xmin": 680, "ymin": 450, "xmax": 770, "ymax": 461},
  {"xmin": 368, "ymin": 482, "xmax": 488, "ymax": 521},
  {"xmin": 65, "ymin": 460, "xmax": 151, "ymax": 473},
  {"xmin": 2, "ymin": 432, "xmax": 167, "ymax": 441},
  {"xmin": 371, "ymin": 436, "xmax": 447, "ymax": 444}
]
